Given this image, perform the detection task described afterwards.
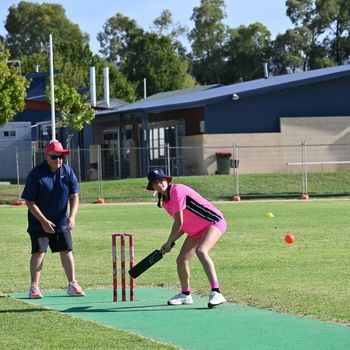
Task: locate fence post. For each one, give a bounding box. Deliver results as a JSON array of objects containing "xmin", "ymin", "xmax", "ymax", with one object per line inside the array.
[
  {"xmin": 118, "ymin": 144, "xmax": 122, "ymax": 179},
  {"xmin": 32, "ymin": 142, "xmax": 36, "ymax": 168},
  {"xmin": 232, "ymin": 144, "xmax": 240, "ymax": 201},
  {"xmin": 97, "ymin": 145, "xmax": 103, "ymax": 198},
  {"xmin": 165, "ymin": 143, "xmax": 171, "ymax": 176},
  {"xmin": 77, "ymin": 146, "xmax": 83, "ymax": 201},
  {"xmin": 15, "ymin": 147, "xmax": 21, "ymax": 200},
  {"xmin": 301, "ymin": 141, "xmax": 309, "ymax": 199}
]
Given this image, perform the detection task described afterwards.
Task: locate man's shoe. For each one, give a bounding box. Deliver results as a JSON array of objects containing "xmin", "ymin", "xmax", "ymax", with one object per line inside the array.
[
  {"xmin": 28, "ymin": 284, "xmax": 43, "ymax": 299},
  {"xmin": 208, "ymin": 291, "xmax": 226, "ymax": 308},
  {"xmin": 167, "ymin": 292, "xmax": 193, "ymax": 305},
  {"xmin": 67, "ymin": 281, "xmax": 85, "ymax": 297}
]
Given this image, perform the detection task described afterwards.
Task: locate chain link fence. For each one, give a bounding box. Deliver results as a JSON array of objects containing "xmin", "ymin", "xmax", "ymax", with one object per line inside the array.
[{"xmin": 1, "ymin": 142, "xmax": 350, "ymax": 202}]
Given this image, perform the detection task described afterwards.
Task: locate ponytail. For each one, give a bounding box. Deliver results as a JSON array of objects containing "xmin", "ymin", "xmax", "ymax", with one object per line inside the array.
[{"xmin": 157, "ymin": 192, "xmax": 162, "ymax": 208}]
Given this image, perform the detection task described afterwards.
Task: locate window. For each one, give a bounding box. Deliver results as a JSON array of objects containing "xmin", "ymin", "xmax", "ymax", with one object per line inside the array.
[
  {"xmin": 3, "ymin": 130, "xmax": 16, "ymax": 137},
  {"xmin": 147, "ymin": 120, "xmax": 184, "ymax": 175},
  {"xmin": 149, "ymin": 127, "xmax": 166, "ymax": 160}
]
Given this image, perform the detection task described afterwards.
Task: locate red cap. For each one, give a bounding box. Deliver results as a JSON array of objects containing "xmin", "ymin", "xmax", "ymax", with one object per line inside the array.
[{"xmin": 44, "ymin": 140, "xmax": 70, "ymax": 155}]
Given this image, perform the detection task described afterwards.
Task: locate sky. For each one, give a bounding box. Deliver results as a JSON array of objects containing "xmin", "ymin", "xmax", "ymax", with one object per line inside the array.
[{"xmin": 0, "ymin": 0, "xmax": 293, "ymax": 54}]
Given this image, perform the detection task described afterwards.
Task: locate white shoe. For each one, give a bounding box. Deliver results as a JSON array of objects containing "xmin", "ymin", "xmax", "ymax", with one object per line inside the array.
[
  {"xmin": 208, "ymin": 291, "xmax": 226, "ymax": 308},
  {"xmin": 167, "ymin": 293, "xmax": 194, "ymax": 305},
  {"xmin": 67, "ymin": 281, "xmax": 85, "ymax": 297},
  {"xmin": 28, "ymin": 284, "xmax": 43, "ymax": 299}
]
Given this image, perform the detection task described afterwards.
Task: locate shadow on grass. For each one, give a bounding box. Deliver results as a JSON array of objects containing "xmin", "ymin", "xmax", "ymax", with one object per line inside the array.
[
  {"xmin": 63, "ymin": 305, "xmax": 210, "ymax": 313},
  {"xmin": 0, "ymin": 308, "xmax": 51, "ymax": 313}
]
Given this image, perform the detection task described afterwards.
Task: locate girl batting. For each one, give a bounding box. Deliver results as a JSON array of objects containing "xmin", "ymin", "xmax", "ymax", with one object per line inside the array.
[{"xmin": 147, "ymin": 169, "xmax": 227, "ymax": 308}]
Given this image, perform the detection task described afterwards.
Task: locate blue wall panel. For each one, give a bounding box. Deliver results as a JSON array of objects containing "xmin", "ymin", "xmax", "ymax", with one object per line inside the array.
[{"xmin": 205, "ymin": 77, "xmax": 350, "ymax": 133}]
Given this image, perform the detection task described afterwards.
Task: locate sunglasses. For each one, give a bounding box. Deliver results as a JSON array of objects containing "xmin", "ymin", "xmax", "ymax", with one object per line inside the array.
[{"xmin": 48, "ymin": 154, "xmax": 64, "ymax": 160}]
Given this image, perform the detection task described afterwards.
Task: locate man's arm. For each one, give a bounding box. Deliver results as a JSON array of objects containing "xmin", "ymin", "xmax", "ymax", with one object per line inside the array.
[
  {"xmin": 67, "ymin": 193, "xmax": 79, "ymax": 229},
  {"xmin": 25, "ymin": 201, "xmax": 56, "ymax": 234}
]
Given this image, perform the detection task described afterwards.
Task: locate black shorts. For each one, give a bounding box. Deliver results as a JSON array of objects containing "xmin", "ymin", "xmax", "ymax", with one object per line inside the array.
[{"xmin": 28, "ymin": 230, "xmax": 73, "ymax": 254}]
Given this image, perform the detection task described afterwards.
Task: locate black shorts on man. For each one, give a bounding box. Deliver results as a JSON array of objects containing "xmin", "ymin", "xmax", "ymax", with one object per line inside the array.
[{"xmin": 28, "ymin": 230, "xmax": 73, "ymax": 253}]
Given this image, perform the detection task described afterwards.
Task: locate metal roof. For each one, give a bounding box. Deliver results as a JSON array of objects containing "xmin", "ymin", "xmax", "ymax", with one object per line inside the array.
[
  {"xmin": 145, "ymin": 84, "xmax": 221, "ymax": 100},
  {"xmin": 25, "ymin": 72, "xmax": 49, "ymax": 101},
  {"xmin": 98, "ymin": 64, "xmax": 350, "ymax": 116}
]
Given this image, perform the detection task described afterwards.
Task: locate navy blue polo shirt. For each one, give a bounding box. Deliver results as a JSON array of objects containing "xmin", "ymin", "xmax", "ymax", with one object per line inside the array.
[{"xmin": 22, "ymin": 161, "xmax": 79, "ymax": 233}]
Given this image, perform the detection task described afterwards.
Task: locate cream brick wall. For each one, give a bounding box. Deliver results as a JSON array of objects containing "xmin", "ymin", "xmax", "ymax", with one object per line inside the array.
[{"xmin": 181, "ymin": 116, "xmax": 350, "ymax": 175}]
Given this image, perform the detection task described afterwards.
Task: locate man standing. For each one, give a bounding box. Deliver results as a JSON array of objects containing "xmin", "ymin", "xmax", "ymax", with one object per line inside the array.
[{"xmin": 22, "ymin": 140, "xmax": 85, "ymax": 298}]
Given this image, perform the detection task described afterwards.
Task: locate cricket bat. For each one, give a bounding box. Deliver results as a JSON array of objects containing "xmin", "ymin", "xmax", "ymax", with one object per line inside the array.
[{"xmin": 128, "ymin": 242, "xmax": 175, "ymax": 279}]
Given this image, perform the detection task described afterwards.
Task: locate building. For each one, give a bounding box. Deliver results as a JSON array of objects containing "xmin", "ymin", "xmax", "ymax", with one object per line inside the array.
[
  {"xmin": 91, "ymin": 64, "xmax": 350, "ymax": 177},
  {"xmin": 0, "ymin": 68, "xmax": 121, "ymax": 181},
  {"xmin": 3, "ymin": 65, "xmax": 350, "ymax": 181},
  {"xmin": 0, "ymin": 122, "xmax": 32, "ymax": 180}
]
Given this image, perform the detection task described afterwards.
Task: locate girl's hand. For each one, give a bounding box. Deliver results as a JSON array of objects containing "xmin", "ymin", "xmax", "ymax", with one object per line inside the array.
[{"xmin": 160, "ymin": 241, "xmax": 175, "ymax": 255}]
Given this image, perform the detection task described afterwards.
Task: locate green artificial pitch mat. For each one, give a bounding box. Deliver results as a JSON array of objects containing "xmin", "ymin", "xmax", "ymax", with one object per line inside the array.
[{"xmin": 11, "ymin": 288, "xmax": 350, "ymax": 350}]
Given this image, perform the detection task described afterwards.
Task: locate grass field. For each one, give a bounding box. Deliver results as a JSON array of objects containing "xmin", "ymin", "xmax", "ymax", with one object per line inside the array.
[
  {"xmin": 1, "ymin": 171, "xmax": 350, "ymax": 204},
  {"xmin": 1, "ymin": 200, "xmax": 350, "ymax": 349}
]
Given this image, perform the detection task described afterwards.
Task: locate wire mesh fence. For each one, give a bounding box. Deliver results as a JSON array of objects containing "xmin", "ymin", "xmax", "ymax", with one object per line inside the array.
[{"xmin": 1, "ymin": 142, "xmax": 350, "ymax": 203}]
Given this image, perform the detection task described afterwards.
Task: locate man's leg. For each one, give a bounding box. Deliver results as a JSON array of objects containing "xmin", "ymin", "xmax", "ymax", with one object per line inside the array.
[
  {"xmin": 55, "ymin": 230, "xmax": 75, "ymax": 283},
  {"xmin": 60, "ymin": 250, "xmax": 75, "ymax": 283},
  {"xmin": 30, "ymin": 252, "xmax": 45, "ymax": 284},
  {"xmin": 29, "ymin": 251, "xmax": 45, "ymax": 298},
  {"xmin": 60, "ymin": 250, "xmax": 85, "ymax": 296}
]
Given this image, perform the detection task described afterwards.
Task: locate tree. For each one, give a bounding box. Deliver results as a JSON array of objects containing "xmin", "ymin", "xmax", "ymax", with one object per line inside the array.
[
  {"xmin": 188, "ymin": 0, "xmax": 228, "ymax": 84},
  {"xmin": 0, "ymin": 43, "xmax": 28, "ymax": 127},
  {"xmin": 98, "ymin": 13, "xmax": 195, "ymax": 98},
  {"xmin": 151, "ymin": 9, "xmax": 188, "ymax": 59},
  {"xmin": 271, "ymin": 28, "xmax": 306, "ymax": 74},
  {"xmin": 15, "ymin": 43, "xmax": 94, "ymax": 91},
  {"xmin": 3, "ymin": 2, "xmax": 137, "ymax": 103},
  {"xmin": 223, "ymin": 23, "xmax": 272, "ymax": 82},
  {"xmin": 4, "ymin": 1, "xmax": 89, "ymax": 57},
  {"xmin": 285, "ymin": 0, "xmax": 319, "ymax": 70},
  {"xmin": 309, "ymin": 42, "xmax": 336, "ymax": 67},
  {"xmin": 285, "ymin": 0, "xmax": 350, "ymax": 69},
  {"xmin": 316, "ymin": 0, "xmax": 350, "ymax": 64},
  {"xmin": 97, "ymin": 13, "xmax": 143, "ymax": 64},
  {"xmin": 47, "ymin": 82, "xmax": 96, "ymax": 132},
  {"xmin": 152, "ymin": 9, "xmax": 187, "ymax": 38},
  {"xmin": 120, "ymin": 33, "xmax": 191, "ymax": 97},
  {"xmin": 3, "ymin": 1, "xmax": 94, "ymax": 90},
  {"xmin": 90, "ymin": 57, "xmax": 138, "ymax": 102}
]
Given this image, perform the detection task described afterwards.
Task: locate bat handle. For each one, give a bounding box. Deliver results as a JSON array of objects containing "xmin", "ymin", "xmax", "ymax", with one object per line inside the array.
[{"xmin": 161, "ymin": 241, "xmax": 175, "ymax": 255}]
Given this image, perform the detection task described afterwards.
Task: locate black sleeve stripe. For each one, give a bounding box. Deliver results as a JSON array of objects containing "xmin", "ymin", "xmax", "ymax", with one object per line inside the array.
[{"xmin": 186, "ymin": 196, "xmax": 222, "ymax": 223}]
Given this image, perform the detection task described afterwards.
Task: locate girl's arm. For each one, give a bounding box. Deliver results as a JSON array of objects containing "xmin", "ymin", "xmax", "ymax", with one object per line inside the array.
[{"xmin": 161, "ymin": 211, "xmax": 184, "ymax": 253}]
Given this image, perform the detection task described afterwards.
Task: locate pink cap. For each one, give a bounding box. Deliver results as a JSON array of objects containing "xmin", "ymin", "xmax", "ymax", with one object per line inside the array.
[{"xmin": 44, "ymin": 140, "xmax": 70, "ymax": 155}]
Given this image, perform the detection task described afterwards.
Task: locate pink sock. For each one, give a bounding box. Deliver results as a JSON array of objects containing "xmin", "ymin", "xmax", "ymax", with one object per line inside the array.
[
  {"xmin": 182, "ymin": 287, "xmax": 191, "ymax": 293},
  {"xmin": 211, "ymin": 281, "xmax": 220, "ymax": 289}
]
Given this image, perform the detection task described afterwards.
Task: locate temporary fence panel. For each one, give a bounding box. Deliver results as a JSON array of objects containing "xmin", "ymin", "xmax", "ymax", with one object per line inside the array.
[{"xmin": 1, "ymin": 142, "xmax": 350, "ymax": 202}]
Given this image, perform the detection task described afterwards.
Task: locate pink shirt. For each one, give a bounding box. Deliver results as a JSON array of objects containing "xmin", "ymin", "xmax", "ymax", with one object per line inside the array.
[{"xmin": 162, "ymin": 184, "xmax": 226, "ymax": 238}]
